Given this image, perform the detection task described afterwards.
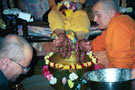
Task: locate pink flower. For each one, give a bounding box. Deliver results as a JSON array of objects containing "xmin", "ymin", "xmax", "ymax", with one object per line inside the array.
[
  {"xmin": 62, "ymin": 77, "xmax": 67, "ymax": 85},
  {"xmin": 94, "ymin": 65, "xmax": 100, "ymax": 70},
  {"xmin": 43, "ymin": 66, "xmax": 50, "ymax": 78},
  {"xmin": 43, "ymin": 66, "xmax": 49, "ymax": 72},
  {"xmin": 43, "ymin": 71, "xmax": 50, "ymax": 78},
  {"xmin": 47, "ymin": 74, "xmax": 53, "ymax": 80},
  {"xmin": 71, "ymin": 5, "xmax": 76, "ymax": 10}
]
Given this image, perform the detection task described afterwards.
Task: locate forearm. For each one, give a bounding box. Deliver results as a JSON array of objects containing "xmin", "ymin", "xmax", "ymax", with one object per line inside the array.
[
  {"xmin": 108, "ymin": 51, "xmax": 135, "ymax": 69},
  {"xmin": 48, "ymin": 0, "xmax": 56, "ymax": 8}
]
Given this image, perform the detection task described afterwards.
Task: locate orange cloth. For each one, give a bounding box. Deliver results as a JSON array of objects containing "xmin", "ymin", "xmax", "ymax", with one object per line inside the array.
[
  {"xmin": 92, "ymin": 13, "xmax": 135, "ymax": 69},
  {"xmin": 91, "ymin": 31, "xmax": 106, "ymax": 52}
]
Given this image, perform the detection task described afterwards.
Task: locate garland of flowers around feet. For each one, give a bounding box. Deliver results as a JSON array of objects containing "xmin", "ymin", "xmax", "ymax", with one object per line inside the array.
[
  {"xmin": 51, "ymin": 30, "xmax": 93, "ymax": 62},
  {"xmin": 43, "ymin": 28, "xmax": 99, "ymax": 89},
  {"xmin": 43, "ymin": 51, "xmax": 99, "ymax": 89},
  {"xmin": 44, "ymin": 51, "xmax": 98, "ymax": 70}
]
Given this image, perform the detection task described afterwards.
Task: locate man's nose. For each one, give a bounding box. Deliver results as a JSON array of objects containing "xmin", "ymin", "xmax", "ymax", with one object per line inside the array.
[{"xmin": 93, "ymin": 16, "xmax": 98, "ymax": 22}]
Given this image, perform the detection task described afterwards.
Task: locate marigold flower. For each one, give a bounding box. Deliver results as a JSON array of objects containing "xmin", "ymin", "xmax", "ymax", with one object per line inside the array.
[{"xmin": 65, "ymin": 9, "xmax": 73, "ymax": 17}]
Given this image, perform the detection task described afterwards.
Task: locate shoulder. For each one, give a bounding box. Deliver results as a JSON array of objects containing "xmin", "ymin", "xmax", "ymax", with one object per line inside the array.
[
  {"xmin": 110, "ymin": 15, "xmax": 135, "ymax": 25},
  {"xmin": 108, "ymin": 15, "xmax": 135, "ymax": 32},
  {"xmin": 0, "ymin": 70, "xmax": 9, "ymax": 90},
  {"xmin": 107, "ymin": 15, "xmax": 135, "ymax": 37}
]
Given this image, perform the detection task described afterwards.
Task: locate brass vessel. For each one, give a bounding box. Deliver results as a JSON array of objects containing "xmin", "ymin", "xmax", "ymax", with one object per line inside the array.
[{"xmin": 48, "ymin": 51, "xmax": 94, "ymax": 90}]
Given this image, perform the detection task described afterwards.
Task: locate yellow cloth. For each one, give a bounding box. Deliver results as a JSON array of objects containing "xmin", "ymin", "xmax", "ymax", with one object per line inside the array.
[{"xmin": 48, "ymin": 10, "xmax": 90, "ymax": 34}]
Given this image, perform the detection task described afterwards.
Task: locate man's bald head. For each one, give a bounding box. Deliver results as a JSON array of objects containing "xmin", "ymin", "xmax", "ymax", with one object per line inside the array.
[
  {"xmin": 0, "ymin": 34, "xmax": 33, "ymax": 62},
  {"xmin": 94, "ymin": 0, "xmax": 119, "ymax": 13}
]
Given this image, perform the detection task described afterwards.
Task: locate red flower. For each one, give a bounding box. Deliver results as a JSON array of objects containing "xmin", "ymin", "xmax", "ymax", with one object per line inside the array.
[{"xmin": 43, "ymin": 65, "xmax": 50, "ymax": 78}]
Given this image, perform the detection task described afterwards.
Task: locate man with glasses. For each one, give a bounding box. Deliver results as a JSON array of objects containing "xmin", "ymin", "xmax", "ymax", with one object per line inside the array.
[{"xmin": 0, "ymin": 34, "xmax": 33, "ymax": 90}]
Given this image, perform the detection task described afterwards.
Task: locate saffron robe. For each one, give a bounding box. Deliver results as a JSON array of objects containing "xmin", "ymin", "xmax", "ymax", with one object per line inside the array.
[{"xmin": 92, "ymin": 13, "xmax": 135, "ymax": 69}]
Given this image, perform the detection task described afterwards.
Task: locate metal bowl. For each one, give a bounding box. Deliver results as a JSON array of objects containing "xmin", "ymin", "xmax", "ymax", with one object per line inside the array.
[{"xmin": 84, "ymin": 68, "xmax": 135, "ymax": 90}]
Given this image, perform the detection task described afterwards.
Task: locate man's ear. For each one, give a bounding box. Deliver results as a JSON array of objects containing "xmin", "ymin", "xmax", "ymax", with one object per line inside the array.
[
  {"xmin": 0, "ymin": 58, "xmax": 10, "ymax": 71},
  {"xmin": 109, "ymin": 9, "xmax": 116, "ymax": 17}
]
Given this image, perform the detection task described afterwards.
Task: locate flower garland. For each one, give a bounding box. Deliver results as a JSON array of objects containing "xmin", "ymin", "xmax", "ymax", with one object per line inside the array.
[
  {"xmin": 44, "ymin": 51, "xmax": 99, "ymax": 70},
  {"xmin": 43, "ymin": 33, "xmax": 99, "ymax": 89},
  {"xmin": 51, "ymin": 30, "xmax": 89, "ymax": 61},
  {"xmin": 43, "ymin": 51, "xmax": 99, "ymax": 89},
  {"xmin": 50, "ymin": 30, "xmax": 100, "ymax": 70}
]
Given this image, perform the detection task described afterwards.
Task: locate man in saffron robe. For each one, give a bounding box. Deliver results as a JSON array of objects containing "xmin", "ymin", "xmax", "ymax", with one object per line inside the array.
[{"xmin": 80, "ymin": 0, "xmax": 135, "ymax": 78}]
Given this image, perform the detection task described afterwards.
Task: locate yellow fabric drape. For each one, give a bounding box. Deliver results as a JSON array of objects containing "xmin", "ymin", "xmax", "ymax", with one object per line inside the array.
[{"xmin": 48, "ymin": 10, "xmax": 90, "ymax": 34}]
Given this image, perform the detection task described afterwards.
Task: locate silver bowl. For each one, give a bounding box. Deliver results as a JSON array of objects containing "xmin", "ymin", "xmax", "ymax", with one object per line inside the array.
[
  {"xmin": 84, "ymin": 68, "xmax": 131, "ymax": 82},
  {"xmin": 84, "ymin": 68, "xmax": 135, "ymax": 90}
]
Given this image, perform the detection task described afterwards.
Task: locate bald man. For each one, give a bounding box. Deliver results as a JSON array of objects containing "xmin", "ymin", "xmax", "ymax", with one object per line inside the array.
[
  {"xmin": 80, "ymin": 0, "xmax": 135, "ymax": 77},
  {"xmin": 0, "ymin": 34, "xmax": 33, "ymax": 90}
]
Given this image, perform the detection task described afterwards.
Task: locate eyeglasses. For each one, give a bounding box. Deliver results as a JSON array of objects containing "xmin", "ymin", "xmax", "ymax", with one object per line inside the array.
[{"xmin": 10, "ymin": 59, "xmax": 30, "ymax": 73}]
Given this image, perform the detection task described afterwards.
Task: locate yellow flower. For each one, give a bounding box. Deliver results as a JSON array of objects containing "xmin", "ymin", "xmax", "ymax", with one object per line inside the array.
[
  {"xmin": 57, "ymin": 3, "xmax": 63, "ymax": 10},
  {"xmin": 87, "ymin": 62, "xmax": 92, "ymax": 66},
  {"xmin": 44, "ymin": 55, "xmax": 50, "ymax": 59},
  {"xmin": 65, "ymin": 9, "xmax": 73, "ymax": 17},
  {"xmin": 71, "ymin": 64, "xmax": 75, "ymax": 69},
  {"xmin": 50, "ymin": 62, "xmax": 54, "ymax": 67},
  {"xmin": 76, "ymin": 64, "xmax": 82, "ymax": 69},
  {"xmin": 49, "ymin": 52, "xmax": 54, "ymax": 57},
  {"xmin": 92, "ymin": 57, "xmax": 97, "ymax": 64},
  {"xmin": 68, "ymin": 79, "xmax": 74, "ymax": 88},
  {"xmin": 87, "ymin": 51, "xmax": 92, "ymax": 58},
  {"xmin": 55, "ymin": 64, "xmax": 59, "ymax": 68},
  {"xmin": 67, "ymin": 31, "xmax": 75, "ymax": 41},
  {"xmin": 59, "ymin": 64, "xmax": 64, "ymax": 68},
  {"xmin": 63, "ymin": 65, "xmax": 70, "ymax": 70},
  {"xmin": 45, "ymin": 60, "xmax": 49, "ymax": 65},
  {"xmin": 83, "ymin": 63, "xmax": 87, "ymax": 67}
]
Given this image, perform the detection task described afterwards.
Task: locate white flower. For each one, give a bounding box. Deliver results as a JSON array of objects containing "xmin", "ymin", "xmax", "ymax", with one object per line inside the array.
[
  {"xmin": 69, "ymin": 72, "xmax": 78, "ymax": 81},
  {"xmin": 64, "ymin": 1, "xmax": 70, "ymax": 8},
  {"xmin": 49, "ymin": 77, "xmax": 57, "ymax": 85}
]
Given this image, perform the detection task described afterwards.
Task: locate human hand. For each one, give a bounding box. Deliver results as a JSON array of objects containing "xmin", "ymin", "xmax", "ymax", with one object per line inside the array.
[
  {"xmin": 93, "ymin": 51, "xmax": 109, "ymax": 69},
  {"xmin": 79, "ymin": 41, "xmax": 92, "ymax": 52},
  {"xmin": 54, "ymin": 29, "xmax": 65, "ymax": 35},
  {"xmin": 43, "ymin": 42, "xmax": 58, "ymax": 53},
  {"xmin": 53, "ymin": 34, "xmax": 67, "ymax": 47}
]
